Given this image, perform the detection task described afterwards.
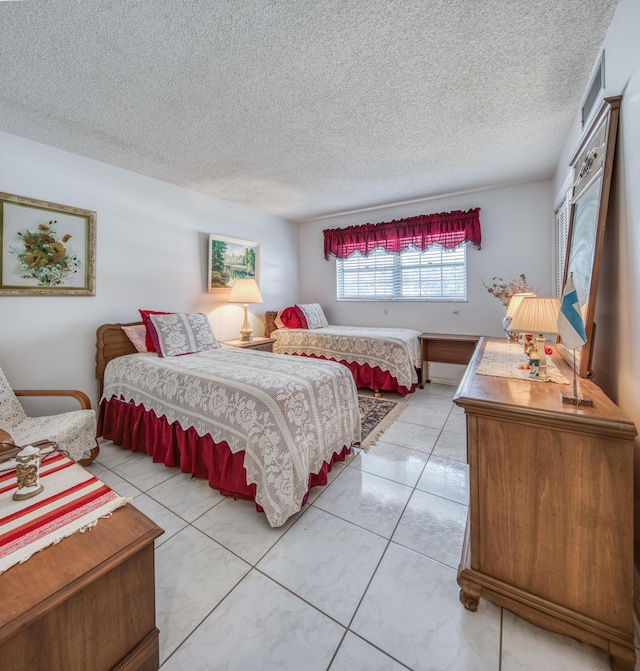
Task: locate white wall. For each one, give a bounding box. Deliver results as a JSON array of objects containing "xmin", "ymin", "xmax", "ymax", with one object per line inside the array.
[
  {"xmin": 0, "ymin": 132, "xmax": 299, "ymax": 408},
  {"xmin": 550, "ymin": 0, "xmax": 640, "ymax": 566},
  {"xmin": 298, "ymin": 180, "xmax": 553, "ymax": 382}
]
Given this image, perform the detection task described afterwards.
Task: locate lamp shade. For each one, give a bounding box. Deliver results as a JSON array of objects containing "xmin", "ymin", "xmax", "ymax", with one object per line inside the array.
[
  {"xmin": 227, "ymin": 278, "xmax": 263, "ymax": 304},
  {"xmin": 509, "ymin": 296, "xmax": 560, "ymax": 335},
  {"xmin": 505, "ymin": 292, "xmax": 537, "ymax": 319}
]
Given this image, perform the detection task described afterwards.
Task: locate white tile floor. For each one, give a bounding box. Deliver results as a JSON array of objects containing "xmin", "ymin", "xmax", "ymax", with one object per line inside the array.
[{"xmin": 86, "ymin": 382, "xmax": 639, "ymax": 671}]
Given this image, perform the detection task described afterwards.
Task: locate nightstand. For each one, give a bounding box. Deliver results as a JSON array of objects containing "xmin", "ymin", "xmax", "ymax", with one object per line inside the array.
[{"xmin": 221, "ymin": 337, "xmax": 275, "ymax": 353}]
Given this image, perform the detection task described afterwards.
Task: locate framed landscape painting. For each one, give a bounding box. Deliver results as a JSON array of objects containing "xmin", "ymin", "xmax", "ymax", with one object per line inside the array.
[
  {"xmin": 208, "ymin": 234, "xmax": 259, "ymax": 293},
  {"xmin": 0, "ymin": 192, "xmax": 96, "ymax": 296}
]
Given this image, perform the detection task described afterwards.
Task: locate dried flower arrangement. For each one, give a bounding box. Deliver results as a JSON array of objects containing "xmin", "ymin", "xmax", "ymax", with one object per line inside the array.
[
  {"xmin": 482, "ymin": 274, "xmax": 538, "ymax": 308},
  {"xmin": 10, "ymin": 220, "xmax": 80, "ymax": 287}
]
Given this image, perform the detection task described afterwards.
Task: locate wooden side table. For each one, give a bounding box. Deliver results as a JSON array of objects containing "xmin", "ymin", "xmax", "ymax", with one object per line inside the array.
[
  {"xmin": 221, "ymin": 337, "xmax": 276, "ymax": 353},
  {"xmin": 418, "ymin": 333, "xmax": 480, "ymax": 386}
]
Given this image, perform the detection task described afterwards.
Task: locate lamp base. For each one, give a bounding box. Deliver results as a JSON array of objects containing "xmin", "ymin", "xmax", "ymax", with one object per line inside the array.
[
  {"xmin": 529, "ymin": 363, "xmax": 550, "ymax": 381},
  {"xmin": 533, "ymin": 334, "xmax": 549, "ymax": 380},
  {"xmin": 239, "ymin": 303, "xmax": 253, "ymax": 341}
]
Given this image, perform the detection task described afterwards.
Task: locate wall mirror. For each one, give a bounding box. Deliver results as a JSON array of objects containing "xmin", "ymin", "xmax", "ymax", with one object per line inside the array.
[{"xmin": 557, "ymin": 95, "xmax": 621, "ymax": 377}]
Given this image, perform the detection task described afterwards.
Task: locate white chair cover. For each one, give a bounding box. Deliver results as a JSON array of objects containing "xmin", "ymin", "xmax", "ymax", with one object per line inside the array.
[{"xmin": 0, "ymin": 366, "xmax": 97, "ymax": 463}]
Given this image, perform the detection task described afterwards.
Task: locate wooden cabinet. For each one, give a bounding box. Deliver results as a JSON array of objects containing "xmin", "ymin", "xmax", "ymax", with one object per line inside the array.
[
  {"xmin": 0, "ymin": 504, "xmax": 163, "ymax": 671},
  {"xmin": 454, "ymin": 338, "xmax": 636, "ymax": 671},
  {"xmin": 222, "ymin": 337, "xmax": 275, "ymax": 352}
]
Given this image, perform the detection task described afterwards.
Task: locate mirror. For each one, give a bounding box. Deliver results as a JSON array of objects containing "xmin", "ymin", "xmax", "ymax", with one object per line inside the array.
[{"xmin": 558, "ymin": 96, "xmax": 621, "ymax": 378}]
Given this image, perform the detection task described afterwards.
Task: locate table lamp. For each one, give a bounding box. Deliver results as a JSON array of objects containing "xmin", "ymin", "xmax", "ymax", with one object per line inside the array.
[
  {"xmin": 227, "ymin": 278, "xmax": 263, "ymax": 341},
  {"xmin": 504, "ymin": 292, "xmax": 537, "ymax": 342},
  {"xmin": 509, "ymin": 296, "xmax": 560, "ymax": 380}
]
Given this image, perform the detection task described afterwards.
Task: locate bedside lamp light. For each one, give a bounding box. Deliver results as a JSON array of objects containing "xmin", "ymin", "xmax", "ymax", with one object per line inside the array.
[
  {"xmin": 227, "ymin": 278, "xmax": 263, "ymax": 341},
  {"xmin": 504, "ymin": 292, "xmax": 537, "ymax": 341},
  {"xmin": 509, "ymin": 296, "xmax": 560, "ymax": 380}
]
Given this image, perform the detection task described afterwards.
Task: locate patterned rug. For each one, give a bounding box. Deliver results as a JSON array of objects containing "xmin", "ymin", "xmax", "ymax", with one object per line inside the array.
[{"xmin": 358, "ymin": 395, "xmax": 405, "ymax": 450}]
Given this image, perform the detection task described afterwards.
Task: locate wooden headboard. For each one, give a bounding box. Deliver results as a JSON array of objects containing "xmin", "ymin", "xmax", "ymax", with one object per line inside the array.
[
  {"xmin": 95, "ymin": 322, "xmax": 141, "ymax": 397},
  {"xmin": 264, "ymin": 311, "xmax": 279, "ymax": 337}
]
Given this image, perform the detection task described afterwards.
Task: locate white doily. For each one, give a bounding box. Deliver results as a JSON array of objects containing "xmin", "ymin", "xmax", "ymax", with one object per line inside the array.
[{"xmin": 476, "ymin": 341, "xmax": 570, "ymax": 384}]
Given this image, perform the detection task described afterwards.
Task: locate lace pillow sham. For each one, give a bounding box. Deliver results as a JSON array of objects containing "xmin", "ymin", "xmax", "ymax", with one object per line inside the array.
[
  {"xmin": 147, "ymin": 313, "xmax": 220, "ymax": 357},
  {"xmin": 296, "ymin": 303, "xmax": 328, "ymax": 329}
]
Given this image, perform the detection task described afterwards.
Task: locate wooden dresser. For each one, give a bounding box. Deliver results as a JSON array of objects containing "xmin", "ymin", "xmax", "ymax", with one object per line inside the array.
[
  {"xmin": 0, "ymin": 503, "xmax": 163, "ymax": 671},
  {"xmin": 454, "ymin": 338, "xmax": 636, "ymax": 671}
]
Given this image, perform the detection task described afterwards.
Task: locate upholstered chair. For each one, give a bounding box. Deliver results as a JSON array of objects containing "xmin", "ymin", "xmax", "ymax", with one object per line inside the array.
[{"xmin": 0, "ymin": 365, "xmax": 99, "ymax": 465}]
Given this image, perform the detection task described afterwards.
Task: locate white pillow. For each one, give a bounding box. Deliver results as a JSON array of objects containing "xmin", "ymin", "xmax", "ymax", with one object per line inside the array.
[
  {"xmin": 296, "ymin": 303, "xmax": 328, "ymax": 329},
  {"xmin": 148, "ymin": 313, "xmax": 220, "ymax": 357}
]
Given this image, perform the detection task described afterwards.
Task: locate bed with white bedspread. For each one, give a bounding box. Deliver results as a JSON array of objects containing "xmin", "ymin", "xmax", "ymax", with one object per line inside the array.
[
  {"xmin": 97, "ymin": 323, "xmax": 361, "ymax": 527},
  {"xmin": 265, "ymin": 312, "xmax": 421, "ymax": 395}
]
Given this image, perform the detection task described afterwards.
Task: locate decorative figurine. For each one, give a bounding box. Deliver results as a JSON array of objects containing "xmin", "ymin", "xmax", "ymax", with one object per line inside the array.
[
  {"xmin": 528, "ymin": 350, "xmax": 541, "ymax": 378},
  {"xmin": 12, "ymin": 445, "xmax": 44, "ymax": 501},
  {"xmin": 523, "ymin": 333, "xmax": 536, "ymax": 357}
]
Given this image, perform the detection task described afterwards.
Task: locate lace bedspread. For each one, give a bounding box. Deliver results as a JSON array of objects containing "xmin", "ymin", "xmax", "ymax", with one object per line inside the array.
[
  {"xmin": 476, "ymin": 341, "xmax": 570, "ymax": 384},
  {"xmin": 102, "ymin": 348, "xmax": 361, "ymax": 527},
  {"xmin": 271, "ymin": 325, "xmax": 422, "ymax": 389}
]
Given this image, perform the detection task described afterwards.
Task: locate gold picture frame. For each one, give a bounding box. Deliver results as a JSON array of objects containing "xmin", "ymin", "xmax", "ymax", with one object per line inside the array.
[{"xmin": 0, "ymin": 192, "xmax": 96, "ymax": 296}]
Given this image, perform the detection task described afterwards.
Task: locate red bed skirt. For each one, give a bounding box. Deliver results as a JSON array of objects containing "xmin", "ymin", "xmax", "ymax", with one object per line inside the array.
[
  {"xmin": 97, "ymin": 398, "xmax": 350, "ymax": 515},
  {"xmin": 295, "ymin": 353, "xmax": 417, "ymax": 395}
]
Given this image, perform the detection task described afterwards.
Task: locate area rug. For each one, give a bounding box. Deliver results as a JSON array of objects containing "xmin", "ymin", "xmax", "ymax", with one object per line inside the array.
[{"xmin": 358, "ymin": 395, "xmax": 405, "ymax": 450}]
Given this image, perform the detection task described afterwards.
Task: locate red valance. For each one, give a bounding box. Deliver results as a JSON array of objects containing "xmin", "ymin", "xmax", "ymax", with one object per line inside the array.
[{"xmin": 323, "ymin": 208, "xmax": 481, "ymax": 259}]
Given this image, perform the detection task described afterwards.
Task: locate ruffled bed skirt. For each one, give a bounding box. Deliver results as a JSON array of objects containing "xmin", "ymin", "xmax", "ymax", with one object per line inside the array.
[
  {"xmin": 295, "ymin": 353, "xmax": 418, "ymax": 395},
  {"xmin": 98, "ymin": 398, "xmax": 350, "ymax": 514}
]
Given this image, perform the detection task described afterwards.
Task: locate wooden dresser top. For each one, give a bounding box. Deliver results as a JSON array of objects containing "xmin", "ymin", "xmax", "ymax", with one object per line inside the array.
[{"xmin": 454, "ymin": 337, "xmax": 637, "ymax": 439}]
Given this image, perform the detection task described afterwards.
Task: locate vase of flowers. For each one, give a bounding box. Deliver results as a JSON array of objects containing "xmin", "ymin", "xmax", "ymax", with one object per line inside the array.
[{"xmin": 483, "ymin": 274, "xmax": 539, "ymax": 340}]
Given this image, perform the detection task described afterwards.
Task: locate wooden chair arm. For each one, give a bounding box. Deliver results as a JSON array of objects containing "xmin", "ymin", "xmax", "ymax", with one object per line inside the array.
[{"xmin": 14, "ymin": 389, "xmax": 92, "ymax": 410}]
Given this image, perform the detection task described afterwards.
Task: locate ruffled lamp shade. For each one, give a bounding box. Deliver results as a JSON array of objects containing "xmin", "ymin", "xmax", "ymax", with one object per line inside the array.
[{"xmin": 503, "ymin": 292, "xmax": 537, "ymax": 341}]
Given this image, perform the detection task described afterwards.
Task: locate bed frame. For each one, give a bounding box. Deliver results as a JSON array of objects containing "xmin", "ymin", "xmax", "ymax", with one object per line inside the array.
[
  {"xmin": 264, "ymin": 311, "xmax": 279, "ymax": 337},
  {"xmin": 95, "ymin": 322, "xmax": 140, "ymax": 397}
]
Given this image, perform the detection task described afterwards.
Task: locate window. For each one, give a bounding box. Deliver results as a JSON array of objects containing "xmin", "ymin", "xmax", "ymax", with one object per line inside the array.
[
  {"xmin": 337, "ymin": 244, "xmax": 467, "ymax": 301},
  {"xmin": 581, "ymin": 51, "xmax": 604, "ymax": 129}
]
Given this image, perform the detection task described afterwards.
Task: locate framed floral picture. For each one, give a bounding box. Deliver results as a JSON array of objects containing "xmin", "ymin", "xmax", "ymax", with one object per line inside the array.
[
  {"xmin": 208, "ymin": 233, "xmax": 259, "ymax": 293},
  {"xmin": 0, "ymin": 192, "xmax": 96, "ymax": 296}
]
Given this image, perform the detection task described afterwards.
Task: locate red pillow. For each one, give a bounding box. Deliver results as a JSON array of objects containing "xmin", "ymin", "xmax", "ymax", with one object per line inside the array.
[
  {"xmin": 139, "ymin": 309, "xmax": 172, "ymax": 352},
  {"xmin": 279, "ymin": 306, "xmax": 308, "ymax": 329}
]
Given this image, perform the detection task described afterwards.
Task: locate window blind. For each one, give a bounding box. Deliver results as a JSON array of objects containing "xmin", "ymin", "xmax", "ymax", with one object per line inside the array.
[{"xmin": 337, "ymin": 245, "xmax": 466, "ymax": 301}]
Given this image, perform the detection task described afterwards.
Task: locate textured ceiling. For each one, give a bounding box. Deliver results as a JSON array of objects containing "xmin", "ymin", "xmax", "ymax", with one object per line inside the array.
[{"xmin": 0, "ymin": 0, "xmax": 617, "ymax": 221}]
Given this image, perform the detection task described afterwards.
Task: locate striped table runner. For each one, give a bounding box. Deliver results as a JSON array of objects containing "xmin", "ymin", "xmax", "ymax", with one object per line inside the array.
[{"xmin": 0, "ymin": 450, "xmax": 129, "ymax": 574}]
